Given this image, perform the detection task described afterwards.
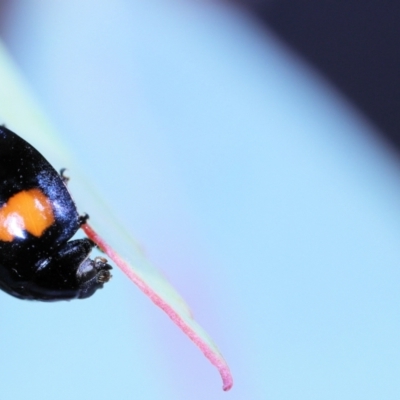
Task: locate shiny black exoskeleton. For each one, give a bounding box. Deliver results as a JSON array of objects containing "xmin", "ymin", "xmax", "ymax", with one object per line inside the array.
[{"xmin": 0, "ymin": 126, "xmax": 112, "ymax": 301}]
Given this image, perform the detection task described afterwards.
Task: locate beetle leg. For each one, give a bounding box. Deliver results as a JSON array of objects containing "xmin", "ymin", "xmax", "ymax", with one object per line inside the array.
[
  {"xmin": 59, "ymin": 168, "xmax": 70, "ymax": 184},
  {"xmin": 78, "ymin": 213, "xmax": 90, "ymax": 226}
]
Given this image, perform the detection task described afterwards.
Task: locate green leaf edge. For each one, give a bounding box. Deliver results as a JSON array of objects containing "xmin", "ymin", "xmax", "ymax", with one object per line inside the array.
[{"xmin": 0, "ymin": 40, "xmax": 233, "ymax": 391}]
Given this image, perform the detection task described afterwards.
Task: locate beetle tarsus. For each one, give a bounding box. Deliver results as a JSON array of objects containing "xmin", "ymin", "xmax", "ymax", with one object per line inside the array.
[
  {"xmin": 78, "ymin": 213, "xmax": 90, "ymax": 226},
  {"xmin": 59, "ymin": 168, "xmax": 70, "ymax": 184}
]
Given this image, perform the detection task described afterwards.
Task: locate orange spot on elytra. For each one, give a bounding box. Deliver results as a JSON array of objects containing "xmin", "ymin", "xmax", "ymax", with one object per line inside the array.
[{"xmin": 0, "ymin": 189, "xmax": 55, "ymax": 242}]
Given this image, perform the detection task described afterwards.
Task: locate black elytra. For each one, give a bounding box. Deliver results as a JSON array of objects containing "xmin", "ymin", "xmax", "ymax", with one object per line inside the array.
[{"xmin": 0, "ymin": 126, "xmax": 112, "ymax": 301}]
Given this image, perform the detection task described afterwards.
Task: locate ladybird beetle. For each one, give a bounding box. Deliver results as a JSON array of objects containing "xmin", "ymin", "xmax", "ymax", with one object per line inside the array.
[{"xmin": 0, "ymin": 126, "xmax": 112, "ymax": 301}]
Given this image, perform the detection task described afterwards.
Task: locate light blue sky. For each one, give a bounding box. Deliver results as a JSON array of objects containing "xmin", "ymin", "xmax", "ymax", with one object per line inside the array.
[{"xmin": 2, "ymin": 1, "xmax": 400, "ymax": 399}]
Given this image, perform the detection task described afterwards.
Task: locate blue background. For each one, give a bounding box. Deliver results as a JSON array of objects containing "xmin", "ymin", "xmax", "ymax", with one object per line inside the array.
[{"xmin": 1, "ymin": 1, "xmax": 400, "ymax": 399}]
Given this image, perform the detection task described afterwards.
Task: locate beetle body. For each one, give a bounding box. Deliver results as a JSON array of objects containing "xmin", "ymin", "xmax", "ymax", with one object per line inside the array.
[{"xmin": 0, "ymin": 126, "xmax": 111, "ymax": 301}]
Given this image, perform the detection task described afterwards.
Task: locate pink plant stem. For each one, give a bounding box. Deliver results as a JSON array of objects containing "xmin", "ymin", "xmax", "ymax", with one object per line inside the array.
[{"xmin": 82, "ymin": 222, "xmax": 233, "ymax": 391}]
